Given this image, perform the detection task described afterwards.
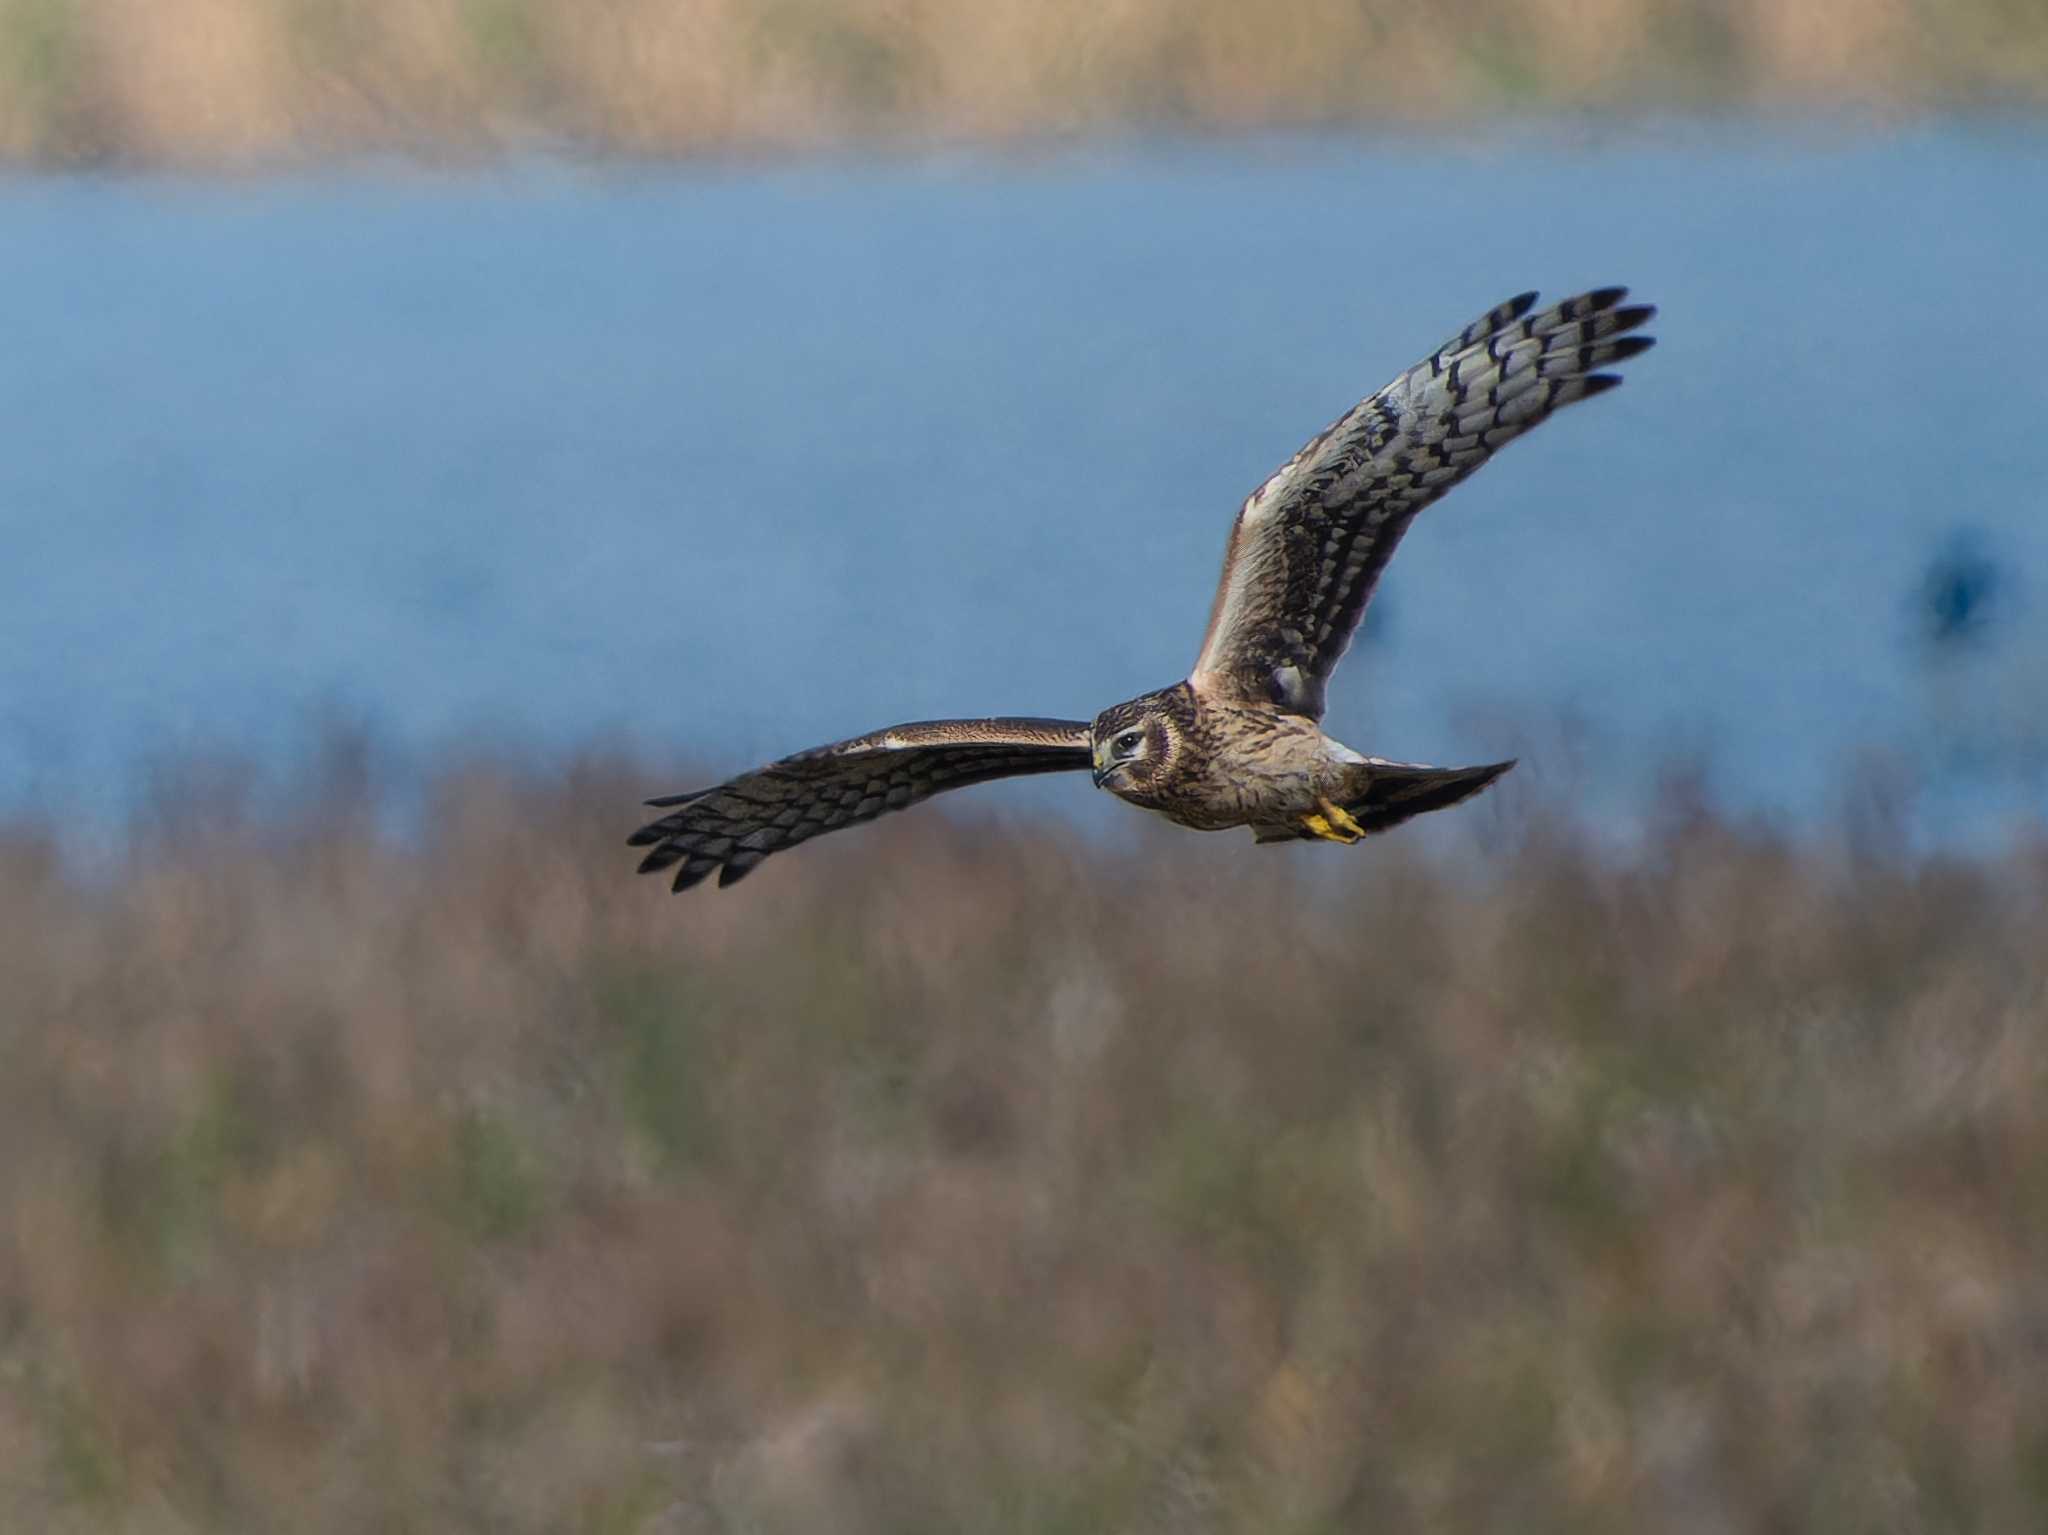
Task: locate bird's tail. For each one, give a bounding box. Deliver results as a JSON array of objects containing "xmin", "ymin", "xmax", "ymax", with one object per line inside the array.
[{"xmin": 1254, "ymin": 758, "xmax": 1515, "ymax": 842}]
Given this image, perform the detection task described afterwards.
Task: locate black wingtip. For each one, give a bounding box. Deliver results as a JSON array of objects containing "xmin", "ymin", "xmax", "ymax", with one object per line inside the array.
[
  {"xmin": 1612, "ymin": 303, "xmax": 1657, "ymax": 332},
  {"xmin": 717, "ymin": 850, "xmax": 766, "ymax": 889},
  {"xmin": 644, "ymin": 789, "xmax": 707, "ymax": 809},
  {"xmin": 636, "ymin": 843, "xmax": 682, "ymax": 874},
  {"xmin": 1579, "ymin": 373, "xmax": 1625, "ymax": 399},
  {"xmin": 670, "ymin": 858, "xmax": 717, "ymax": 894},
  {"xmin": 1585, "ymin": 285, "xmax": 1629, "ymax": 310},
  {"xmin": 1507, "ymin": 290, "xmax": 1540, "ymax": 318},
  {"xmin": 1607, "ymin": 335, "xmax": 1656, "ymax": 362}
]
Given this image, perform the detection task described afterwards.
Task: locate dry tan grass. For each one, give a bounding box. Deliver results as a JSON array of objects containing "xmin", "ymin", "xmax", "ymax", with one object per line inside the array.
[
  {"xmin": 1, "ymin": 752, "xmax": 2045, "ymax": 1529},
  {"xmin": 3, "ymin": 0, "xmax": 2045, "ymax": 165}
]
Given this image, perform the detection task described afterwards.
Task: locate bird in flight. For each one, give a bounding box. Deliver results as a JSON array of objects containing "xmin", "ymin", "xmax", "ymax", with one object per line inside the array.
[{"xmin": 632, "ymin": 287, "xmax": 1654, "ymax": 891}]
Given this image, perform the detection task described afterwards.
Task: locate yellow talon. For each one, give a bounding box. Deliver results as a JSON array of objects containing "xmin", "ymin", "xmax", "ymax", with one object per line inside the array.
[{"xmin": 1303, "ymin": 798, "xmax": 1369, "ymax": 844}]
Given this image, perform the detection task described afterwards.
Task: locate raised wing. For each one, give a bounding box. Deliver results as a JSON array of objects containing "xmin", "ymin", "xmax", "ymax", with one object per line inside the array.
[
  {"xmin": 1190, "ymin": 287, "xmax": 1655, "ymax": 719},
  {"xmin": 628, "ymin": 717, "xmax": 1092, "ymax": 891}
]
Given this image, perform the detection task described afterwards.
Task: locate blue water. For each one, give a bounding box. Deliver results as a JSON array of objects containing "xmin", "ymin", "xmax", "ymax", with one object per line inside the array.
[{"xmin": 3, "ymin": 124, "xmax": 2044, "ymax": 845}]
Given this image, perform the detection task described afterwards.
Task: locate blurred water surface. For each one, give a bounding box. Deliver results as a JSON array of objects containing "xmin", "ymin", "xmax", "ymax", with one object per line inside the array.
[{"xmin": 3, "ymin": 123, "xmax": 2043, "ymax": 842}]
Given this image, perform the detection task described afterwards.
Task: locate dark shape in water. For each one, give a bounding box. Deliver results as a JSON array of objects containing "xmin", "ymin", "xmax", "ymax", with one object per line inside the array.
[{"xmin": 1919, "ymin": 529, "xmax": 2004, "ymax": 652}]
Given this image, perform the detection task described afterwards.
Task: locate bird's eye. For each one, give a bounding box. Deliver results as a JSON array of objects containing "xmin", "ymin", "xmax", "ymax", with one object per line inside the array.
[{"xmin": 1115, "ymin": 730, "xmax": 1144, "ymax": 756}]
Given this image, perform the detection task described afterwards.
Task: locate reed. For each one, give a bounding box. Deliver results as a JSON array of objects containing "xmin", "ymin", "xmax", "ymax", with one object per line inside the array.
[
  {"xmin": 1, "ymin": 750, "xmax": 2044, "ymax": 1528},
  {"xmin": 2, "ymin": 0, "xmax": 2044, "ymax": 165}
]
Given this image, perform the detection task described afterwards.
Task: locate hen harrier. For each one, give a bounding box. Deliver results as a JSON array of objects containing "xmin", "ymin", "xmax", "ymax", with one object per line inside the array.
[{"xmin": 633, "ymin": 287, "xmax": 1654, "ymax": 891}]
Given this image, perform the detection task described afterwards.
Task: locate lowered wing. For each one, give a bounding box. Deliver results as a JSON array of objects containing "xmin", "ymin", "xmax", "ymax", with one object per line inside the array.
[{"xmin": 629, "ymin": 717, "xmax": 1093, "ymax": 891}]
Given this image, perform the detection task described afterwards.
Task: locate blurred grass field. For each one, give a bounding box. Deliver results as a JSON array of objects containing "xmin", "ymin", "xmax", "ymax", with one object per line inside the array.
[
  {"xmin": 2, "ymin": 752, "xmax": 2045, "ymax": 1530},
  {"xmin": 3, "ymin": 0, "xmax": 2047, "ymax": 164}
]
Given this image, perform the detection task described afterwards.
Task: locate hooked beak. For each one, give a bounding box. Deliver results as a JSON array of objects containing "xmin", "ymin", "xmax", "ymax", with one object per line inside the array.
[{"xmin": 1090, "ymin": 740, "xmax": 1114, "ymax": 789}]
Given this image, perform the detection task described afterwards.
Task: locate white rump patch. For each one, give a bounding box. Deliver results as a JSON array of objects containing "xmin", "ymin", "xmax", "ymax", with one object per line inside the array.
[{"xmin": 1269, "ymin": 664, "xmax": 1313, "ymax": 712}]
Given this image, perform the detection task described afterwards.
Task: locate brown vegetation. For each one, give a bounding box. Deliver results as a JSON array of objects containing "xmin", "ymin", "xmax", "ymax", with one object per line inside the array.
[
  {"xmin": 2, "ymin": 0, "xmax": 2045, "ymax": 165},
  {"xmin": 2, "ymin": 752, "xmax": 2045, "ymax": 1529}
]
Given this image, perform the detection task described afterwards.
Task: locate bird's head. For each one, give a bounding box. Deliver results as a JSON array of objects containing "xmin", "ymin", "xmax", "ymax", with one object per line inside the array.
[{"xmin": 1090, "ymin": 691, "xmax": 1185, "ymax": 800}]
